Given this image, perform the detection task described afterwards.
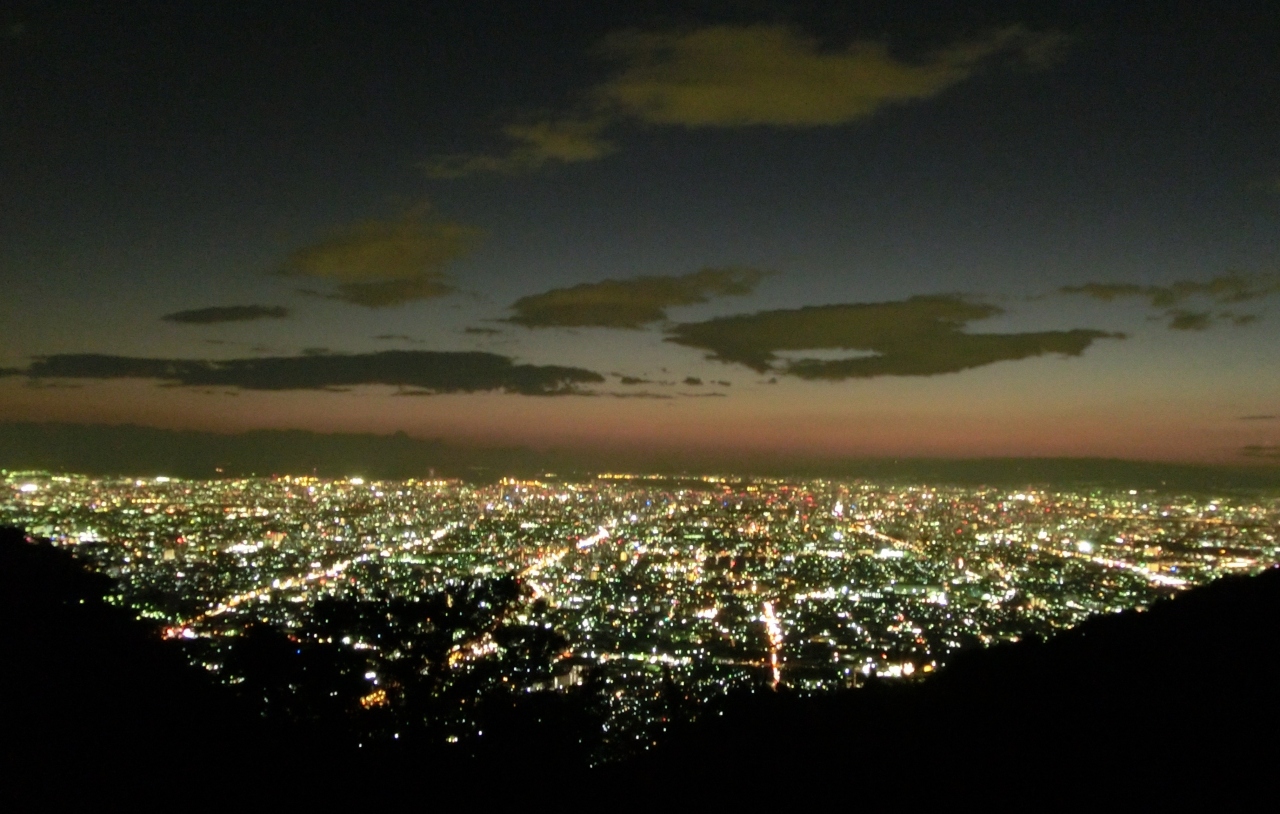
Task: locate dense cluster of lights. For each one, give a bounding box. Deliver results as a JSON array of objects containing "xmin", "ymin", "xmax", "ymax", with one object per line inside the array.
[{"xmin": 4, "ymin": 470, "xmax": 1277, "ymax": 758}]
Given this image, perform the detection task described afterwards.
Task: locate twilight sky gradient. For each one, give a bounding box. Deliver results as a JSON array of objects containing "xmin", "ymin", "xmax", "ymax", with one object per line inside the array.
[{"xmin": 3, "ymin": 1, "xmax": 1279, "ymax": 465}]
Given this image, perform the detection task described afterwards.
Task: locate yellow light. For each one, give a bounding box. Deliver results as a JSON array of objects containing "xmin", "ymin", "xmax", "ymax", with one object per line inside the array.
[{"xmin": 359, "ymin": 689, "xmax": 388, "ymax": 709}]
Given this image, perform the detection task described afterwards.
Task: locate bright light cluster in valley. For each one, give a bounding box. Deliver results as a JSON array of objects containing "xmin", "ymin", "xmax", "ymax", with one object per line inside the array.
[{"xmin": 4, "ymin": 470, "xmax": 1278, "ymax": 758}]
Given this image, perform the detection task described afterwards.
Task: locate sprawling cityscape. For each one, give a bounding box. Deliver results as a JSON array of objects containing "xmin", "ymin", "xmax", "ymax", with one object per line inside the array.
[{"xmin": 4, "ymin": 469, "xmax": 1277, "ymax": 760}]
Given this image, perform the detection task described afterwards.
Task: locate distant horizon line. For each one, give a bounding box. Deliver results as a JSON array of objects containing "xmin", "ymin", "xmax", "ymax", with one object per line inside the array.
[
  {"xmin": 2, "ymin": 420, "xmax": 1277, "ymax": 491},
  {"xmin": 1, "ymin": 417, "xmax": 1276, "ymax": 463}
]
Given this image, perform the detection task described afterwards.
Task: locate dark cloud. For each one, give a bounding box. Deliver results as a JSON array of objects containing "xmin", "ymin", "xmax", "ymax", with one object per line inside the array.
[
  {"xmin": 1238, "ymin": 415, "xmax": 1277, "ymax": 421},
  {"xmin": 606, "ymin": 391, "xmax": 672, "ymax": 400},
  {"xmin": 683, "ymin": 377, "xmax": 703, "ymax": 385},
  {"xmin": 1062, "ymin": 273, "xmax": 1279, "ymax": 330},
  {"xmin": 464, "ymin": 327, "xmax": 503, "ymax": 336},
  {"xmin": 1241, "ymin": 445, "xmax": 1280, "ymax": 461},
  {"xmin": 373, "ymin": 334, "xmax": 425, "ymax": 344},
  {"xmin": 617, "ymin": 376, "xmax": 650, "ymax": 385},
  {"xmin": 1063, "ymin": 273, "xmax": 1280, "ymax": 307},
  {"xmin": 161, "ymin": 305, "xmax": 289, "ymax": 324},
  {"xmin": 280, "ymin": 207, "xmax": 481, "ymax": 307},
  {"xmin": 14, "ymin": 351, "xmax": 603, "ymax": 396},
  {"xmin": 666, "ymin": 295, "xmax": 1119, "ymax": 379},
  {"xmin": 508, "ymin": 267, "xmax": 767, "ymax": 329},
  {"xmin": 1088, "ymin": 276, "xmax": 1272, "ymax": 306},
  {"xmin": 1151, "ymin": 274, "xmax": 1279, "ymax": 307},
  {"xmin": 1167, "ymin": 310, "xmax": 1212, "ymax": 331}
]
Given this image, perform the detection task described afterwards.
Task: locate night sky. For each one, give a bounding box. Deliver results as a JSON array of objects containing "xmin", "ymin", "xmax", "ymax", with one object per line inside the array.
[{"xmin": 3, "ymin": 1, "xmax": 1279, "ymax": 465}]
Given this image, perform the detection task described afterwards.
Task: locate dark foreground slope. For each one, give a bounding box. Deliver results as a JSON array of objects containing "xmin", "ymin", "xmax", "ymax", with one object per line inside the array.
[
  {"xmin": 633, "ymin": 568, "xmax": 1280, "ymax": 793},
  {"xmin": 0, "ymin": 528, "xmax": 598, "ymax": 801},
  {"xmin": 0, "ymin": 528, "xmax": 297, "ymax": 800},
  {"xmin": 4, "ymin": 524, "xmax": 1278, "ymax": 801}
]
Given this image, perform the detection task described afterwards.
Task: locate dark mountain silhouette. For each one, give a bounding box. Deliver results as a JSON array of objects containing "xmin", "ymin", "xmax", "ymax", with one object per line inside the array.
[
  {"xmin": 629, "ymin": 567, "xmax": 1280, "ymax": 798},
  {"xmin": 0, "ymin": 527, "xmax": 326, "ymax": 802},
  {"xmin": 0, "ymin": 527, "xmax": 597, "ymax": 802}
]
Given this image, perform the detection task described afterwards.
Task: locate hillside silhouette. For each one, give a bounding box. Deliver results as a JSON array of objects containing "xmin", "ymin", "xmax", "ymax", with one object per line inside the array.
[
  {"xmin": 632, "ymin": 567, "xmax": 1280, "ymax": 796},
  {"xmin": 0, "ymin": 527, "xmax": 597, "ymax": 801}
]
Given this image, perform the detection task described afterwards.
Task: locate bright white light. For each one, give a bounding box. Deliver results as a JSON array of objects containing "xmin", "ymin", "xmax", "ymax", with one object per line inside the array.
[
  {"xmin": 154, "ymin": 476, "xmax": 170, "ymax": 483},
  {"xmin": 19, "ymin": 483, "xmax": 38, "ymax": 493},
  {"xmin": 577, "ymin": 525, "xmax": 610, "ymax": 549},
  {"xmin": 1077, "ymin": 541, "xmax": 1094, "ymax": 554},
  {"xmin": 349, "ymin": 477, "xmax": 364, "ymax": 485}
]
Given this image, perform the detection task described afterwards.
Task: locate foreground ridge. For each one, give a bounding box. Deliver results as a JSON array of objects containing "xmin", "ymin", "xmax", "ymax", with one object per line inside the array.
[{"xmin": 635, "ymin": 565, "xmax": 1280, "ymax": 791}]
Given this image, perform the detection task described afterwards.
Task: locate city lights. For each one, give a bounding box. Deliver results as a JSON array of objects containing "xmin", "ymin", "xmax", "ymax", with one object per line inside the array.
[{"xmin": 4, "ymin": 469, "xmax": 1277, "ymax": 760}]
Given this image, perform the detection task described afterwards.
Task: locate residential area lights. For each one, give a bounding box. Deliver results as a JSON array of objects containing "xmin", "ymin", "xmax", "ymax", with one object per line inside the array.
[{"xmin": 3, "ymin": 470, "xmax": 1276, "ymax": 760}]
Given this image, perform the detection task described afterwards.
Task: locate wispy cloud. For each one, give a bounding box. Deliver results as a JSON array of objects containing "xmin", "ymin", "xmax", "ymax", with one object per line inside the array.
[
  {"xmin": 280, "ymin": 206, "xmax": 482, "ymax": 307},
  {"xmin": 508, "ymin": 267, "xmax": 766, "ymax": 329},
  {"xmin": 666, "ymin": 295, "xmax": 1119, "ymax": 379},
  {"xmin": 1166, "ymin": 310, "xmax": 1213, "ymax": 331},
  {"xmin": 10, "ymin": 351, "xmax": 603, "ymax": 396},
  {"xmin": 423, "ymin": 118, "xmax": 616, "ymax": 178},
  {"xmin": 424, "ymin": 24, "xmax": 1067, "ymax": 176},
  {"xmin": 162, "ymin": 305, "xmax": 290, "ymax": 324},
  {"xmin": 1062, "ymin": 273, "xmax": 1280, "ymax": 330},
  {"xmin": 605, "ymin": 391, "xmax": 672, "ymax": 400}
]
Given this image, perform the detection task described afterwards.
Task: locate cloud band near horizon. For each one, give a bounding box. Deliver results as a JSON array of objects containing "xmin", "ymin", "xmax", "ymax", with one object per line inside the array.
[{"xmin": 7, "ymin": 351, "xmax": 604, "ymax": 396}]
